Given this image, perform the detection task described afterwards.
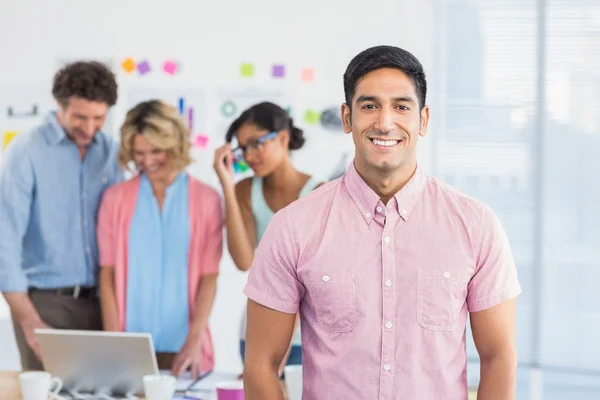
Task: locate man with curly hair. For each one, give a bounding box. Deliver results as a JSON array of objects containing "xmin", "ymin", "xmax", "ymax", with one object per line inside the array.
[{"xmin": 0, "ymin": 61, "xmax": 122, "ymax": 370}]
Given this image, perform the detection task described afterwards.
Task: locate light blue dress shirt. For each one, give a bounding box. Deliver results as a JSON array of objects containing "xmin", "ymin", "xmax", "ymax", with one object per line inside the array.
[
  {"xmin": 0, "ymin": 113, "xmax": 122, "ymax": 292},
  {"xmin": 125, "ymin": 172, "xmax": 190, "ymax": 353}
]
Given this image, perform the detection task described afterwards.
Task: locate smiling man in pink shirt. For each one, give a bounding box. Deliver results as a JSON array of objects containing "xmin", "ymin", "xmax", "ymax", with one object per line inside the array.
[{"xmin": 242, "ymin": 45, "xmax": 521, "ymax": 400}]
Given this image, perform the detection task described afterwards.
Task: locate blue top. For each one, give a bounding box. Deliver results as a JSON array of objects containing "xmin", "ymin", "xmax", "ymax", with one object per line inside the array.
[
  {"xmin": 239, "ymin": 175, "xmax": 319, "ymax": 344},
  {"xmin": 125, "ymin": 172, "xmax": 190, "ymax": 353},
  {"xmin": 251, "ymin": 176, "xmax": 319, "ymax": 243},
  {"xmin": 0, "ymin": 113, "xmax": 122, "ymax": 292}
]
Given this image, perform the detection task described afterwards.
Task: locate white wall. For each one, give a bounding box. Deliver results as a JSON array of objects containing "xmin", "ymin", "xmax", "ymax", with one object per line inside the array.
[{"xmin": 0, "ymin": 0, "xmax": 436, "ymax": 372}]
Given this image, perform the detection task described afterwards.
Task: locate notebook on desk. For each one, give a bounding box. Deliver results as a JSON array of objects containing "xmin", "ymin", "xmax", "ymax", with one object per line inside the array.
[
  {"xmin": 159, "ymin": 370, "xmax": 212, "ymax": 392},
  {"xmin": 185, "ymin": 372, "xmax": 239, "ymax": 393}
]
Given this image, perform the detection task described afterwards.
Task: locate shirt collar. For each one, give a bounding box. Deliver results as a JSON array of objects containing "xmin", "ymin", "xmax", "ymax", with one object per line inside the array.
[
  {"xmin": 140, "ymin": 172, "xmax": 186, "ymax": 196},
  {"xmin": 343, "ymin": 160, "xmax": 428, "ymax": 224},
  {"xmin": 44, "ymin": 111, "xmax": 100, "ymax": 146}
]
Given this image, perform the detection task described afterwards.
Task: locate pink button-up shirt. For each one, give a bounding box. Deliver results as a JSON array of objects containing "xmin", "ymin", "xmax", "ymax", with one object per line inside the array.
[{"xmin": 244, "ymin": 162, "xmax": 521, "ymax": 399}]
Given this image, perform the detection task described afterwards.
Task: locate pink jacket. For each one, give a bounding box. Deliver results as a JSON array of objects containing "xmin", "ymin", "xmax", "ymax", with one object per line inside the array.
[{"xmin": 97, "ymin": 174, "xmax": 223, "ymax": 372}]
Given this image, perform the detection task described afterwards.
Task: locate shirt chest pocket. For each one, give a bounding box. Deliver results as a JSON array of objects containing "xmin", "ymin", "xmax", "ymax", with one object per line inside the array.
[
  {"xmin": 86, "ymin": 172, "xmax": 111, "ymax": 202},
  {"xmin": 417, "ymin": 269, "xmax": 469, "ymax": 331},
  {"xmin": 306, "ymin": 272, "xmax": 357, "ymax": 333}
]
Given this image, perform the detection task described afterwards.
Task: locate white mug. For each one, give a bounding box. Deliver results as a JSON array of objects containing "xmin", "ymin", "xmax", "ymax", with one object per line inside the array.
[
  {"xmin": 19, "ymin": 371, "xmax": 62, "ymax": 400},
  {"xmin": 143, "ymin": 374, "xmax": 176, "ymax": 400},
  {"xmin": 283, "ymin": 365, "xmax": 303, "ymax": 400}
]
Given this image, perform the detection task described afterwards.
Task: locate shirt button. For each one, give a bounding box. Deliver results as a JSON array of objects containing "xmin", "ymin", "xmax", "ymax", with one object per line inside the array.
[
  {"xmin": 385, "ymin": 279, "xmax": 392, "ymax": 287},
  {"xmin": 401, "ymin": 209, "xmax": 407, "ymax": 215},
  {"xmin": 384, "ymin": 237, "xmax": 391, "ymax": 244},
  {"xmin": 385, "ymin": 321, "xmax": 392, "ymax": 329},
  {"xmin": 376, "ymin": 206, "xmax": 383, "ymax": 213},
  {"xmin": 443, "ymin": 272, "xmax": 451, "ymax": 278},
  {"xmin": 383, "ymin": 364, "xmax": 391, "ymax": 371},
  {"xmin": 322, "ymin": 275, "xmax": 330, "ymax": 282},
  {"xmin": 365, "ymin": 212, "xmax": 371, "ymax": 218}
]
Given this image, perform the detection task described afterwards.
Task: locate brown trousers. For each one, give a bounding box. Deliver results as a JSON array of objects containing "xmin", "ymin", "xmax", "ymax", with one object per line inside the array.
[
  {"xmin": 155, "ymin": 352, "xmax": 178, "ymax": 370},
  {"xmin": 12, "ymin": 289, "xmax": 102, "ymax": 371},
  {"xmin": 13, "ymin": 289, "xmax": 179, "ymax": 372}
]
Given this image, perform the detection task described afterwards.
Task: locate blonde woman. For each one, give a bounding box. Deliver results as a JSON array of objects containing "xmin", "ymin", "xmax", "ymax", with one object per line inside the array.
[{"xmin": 97, "ymin": 100, "xmax": 223, "ymax": 379}]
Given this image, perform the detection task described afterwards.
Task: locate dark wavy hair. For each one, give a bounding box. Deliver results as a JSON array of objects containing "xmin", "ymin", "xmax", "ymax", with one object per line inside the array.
[
  {"xmin": 225, "ymin": 102, "xmax": 305, "ymax": 150},
  {"xmin": 52, "ymin": 61, "xmax": 118, "ymax": 107}
]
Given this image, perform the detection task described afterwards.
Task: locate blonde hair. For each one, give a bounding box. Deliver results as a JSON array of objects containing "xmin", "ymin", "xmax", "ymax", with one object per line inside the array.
[{"xmin": 119, "ymin": 99, "xmax": 192, "ymax": 171}]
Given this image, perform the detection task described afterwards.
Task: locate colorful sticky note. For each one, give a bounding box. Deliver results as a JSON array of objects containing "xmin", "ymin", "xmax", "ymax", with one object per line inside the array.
[
  {"xmin": 137, "ymin": 60, "xmax": 151, "ymax": 75},
  {"xmin": 187, "ymin": 107, "xmax": 194, "ymax": 131},
  {"xmin": 120, "ymin": 57, "xmax": 136, "ymax": 73},
  {"xmin": 301, "ymin": 68, "xmax": 315, "ymax": 82},
  {"xmin": 272, "ymin": 64, "xmax": 285, "ymax": 78},
  {"xmin": 240, "ymin": 63, "xmax": 254, "ymax": 77},
  {"xmin": 193, "ymin": 134, "xmax": 209, "ymax": 149},
  {"xmin": 2, "ymin": 131, "xmax": 18, "ymax": 149},
  {"xmin": 304, "ymin": 110, "xmax": 321, "ymax": 125},
  {"xmin": 163, "ymin": 60, "xmax": 179, "ymax": 75}
]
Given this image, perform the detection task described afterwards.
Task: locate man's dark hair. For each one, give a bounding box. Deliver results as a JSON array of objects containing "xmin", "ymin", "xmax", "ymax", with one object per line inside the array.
[
  {"xmin": 343, "ymin": 45, "xmax": 427, "ymax": 111},
  {"xmin": 52, "ymin": 61, "xmax": 118, "ymax": 107}
]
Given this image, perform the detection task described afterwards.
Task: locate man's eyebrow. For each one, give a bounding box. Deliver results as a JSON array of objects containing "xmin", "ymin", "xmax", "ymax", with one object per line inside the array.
[
  {"xmin": 355, "ymin": 95, "xmax": 416, "ymax": 104},
  {"xmin": 356, "ymin": 95, "xmax": 379, "ymax": 103}
]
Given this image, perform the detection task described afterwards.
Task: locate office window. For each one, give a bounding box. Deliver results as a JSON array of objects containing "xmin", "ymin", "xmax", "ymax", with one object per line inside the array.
[
  {"xmin": 436, "ymin": 0, "xmax": 600, "ymax": 397},
  {"xmin": 434, "ymin": 0, "xmax": 537, "ymax": 370},
  {"xmin": 541, "ymin": 0, "xmax": 600, "ymax": 374}
]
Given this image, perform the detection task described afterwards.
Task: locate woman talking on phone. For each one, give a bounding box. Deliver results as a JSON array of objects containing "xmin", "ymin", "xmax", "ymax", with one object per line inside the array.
[{"xmin": 213, "ymin": 102, "xmax": 322, "ymax": 372}]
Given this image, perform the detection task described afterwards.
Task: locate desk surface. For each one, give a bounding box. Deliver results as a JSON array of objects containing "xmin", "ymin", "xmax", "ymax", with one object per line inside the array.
[
  {"xmin": 0, "ymin": 372, "xmax": 20, "ymax": 400},
  {"xmin": 0, "ymin": 371, "xmax": 290, "ymax": 400},
  {"xmin": 1, "ymin": 371, "xmax": 477, "ymax": 399}
]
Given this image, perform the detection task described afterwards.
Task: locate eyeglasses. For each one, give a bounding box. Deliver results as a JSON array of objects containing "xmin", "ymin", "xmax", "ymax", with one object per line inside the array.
[{"xmin": 232, "ymin": 131, "xmax": 278, "ymax": 161}]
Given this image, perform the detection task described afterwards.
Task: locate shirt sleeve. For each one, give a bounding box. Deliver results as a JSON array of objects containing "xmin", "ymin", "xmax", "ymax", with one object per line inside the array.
[
  {"xmin": 467, "ymin": 205, "xmax": 522, "ymax": 312},
  {"xmin": 0, "ymin": 142, "xmax": 34, "ymax": 292},
  {"xmin": 97, "ymin": 187, "xmax": 117, "ymax": 267},
  {"xmin": 200, "ymin": 189, "xmax": 223, "ymax": 276},
  {"xmin": 243, "ymin": 208, "xmax": 305, "ymax": 314}
]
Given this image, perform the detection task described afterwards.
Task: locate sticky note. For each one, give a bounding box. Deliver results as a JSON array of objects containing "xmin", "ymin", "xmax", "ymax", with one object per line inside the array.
[
  {"xmin": 304, "ymin": 110, "xmax": 321, "ymax": 125},
  {"xmin": 193, "ymin": 134, "xmax": 209, "ymax": 149},
  {"xmin": 178, "ymin": 97, "xmax": 185, "ymax": 115},
  {"xmin": 163, "ymin": 60, "xmax": 179, "ymax": 75},
  {"xmin": 187, "ymin": 107, "xmax": 194, "ymax": 132},
  {"xmin": 240, "ymin": 63, "xmax": 254, "ymax": 77},
  {"xmin": 301, "ymin": 68, "xmax": 315, "ymax": 82},
  {"xmin": 137, "ymin": 60, "xmax": 151, "ymax": 75},
  {"xmin": 121, "ymin": 58, "xmax": 136, "ymax": 73},
  {"xmin": 2, "ymin": 131, "xmax": 18, "ymax": 149},
  {"xmin": 272, "ymin": 64, "xmax": 285, "ymax": 78}
]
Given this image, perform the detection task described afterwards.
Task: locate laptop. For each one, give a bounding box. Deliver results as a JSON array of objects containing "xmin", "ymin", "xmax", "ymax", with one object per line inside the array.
[{"xmin": 35, "ymin": 329, "xmax": 159, "ymax": 396}]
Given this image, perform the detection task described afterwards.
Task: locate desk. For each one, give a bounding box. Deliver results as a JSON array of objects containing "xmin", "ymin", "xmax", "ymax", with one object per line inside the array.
[
  {"xmin": 0, "ymin": 372, "xmax": 20, "ymax": 400},
  {"xmin": 0, "ymin": 371, "xmax": 289, "ymax": 400},
  {"xmin": 0, "ymin": 371, "xmax": 476, "ymax": 399}
]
